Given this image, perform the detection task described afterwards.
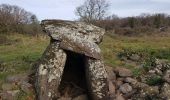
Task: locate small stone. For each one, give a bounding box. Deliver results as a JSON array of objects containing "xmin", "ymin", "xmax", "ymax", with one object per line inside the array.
[
  {"xmin": 119, "ymin": 83, "xmax": 132, "ymax": 94},
  {"xmin": 6, "ymin": 74, "xmax": 29, "ymax": 84},
  {"xmin": 72, "ymin": 94, "xmax": 88, "ymax": 100},
  {"xmin": 116, "ymin": 93, "xmax": 125, "ymax": 100},
  {"xmin": 109, "ymin": 81, "xmax": 116, "ymax": 96},
  {"xmin": 116, "ymin": 80, "xmax": 123, "ymax": 88},
  {"xmin": 0, "ymin": 90, "xmax": 20, "ymax": 100},
  {"xmin": 58, "ymin": 97, "xmax": 72, "ymax": 100},
  {"xmin": 160, "ymin": 83, "xmax": 170, "ymax": 99},
  {"xmin": 163, "ymin": 70, "xmax": 170, "ymax": 83},
  {"xmin": 20, "ymin": 82, "xmax": 33, "ymax": 94},
  {"xmin": 129, "ymin": 54, "xmax": 140, "ymax": 61},
  {"xmin": 135, "ymin": 82, "xmax": 148, "ymax": 88},
  {"xmin": 106, "ymin": 66, "xmax": 116, "ymax": 81},
  {"xmin": 1, "ymin": 83, "xmax": 13, "ymax": 91},
  {"xmin": 142, "ymin": 86, "xmax": 159, "ymax": 96},
  {"xmin": 124, "ymin": 77, "xmax": 137, "ymax": 85},
  {"xmin": 115, "ymin": 67, "xmax": 132, "ymax": 77}
]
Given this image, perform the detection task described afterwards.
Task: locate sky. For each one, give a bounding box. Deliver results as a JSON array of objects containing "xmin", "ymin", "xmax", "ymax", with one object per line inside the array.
[{"xmin": 0, "ymin": 0, "xmax": 170, "ymax": 21}]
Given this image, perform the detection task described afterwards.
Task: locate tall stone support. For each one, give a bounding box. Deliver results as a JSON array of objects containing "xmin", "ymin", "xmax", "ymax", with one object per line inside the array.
[
  {"xmin": 86, "ymin": 58, "xmax": 109, "ymax": 100},
  {"xmin": 35, "ymin": 42, "xmax": 67, "ymax": 100}
]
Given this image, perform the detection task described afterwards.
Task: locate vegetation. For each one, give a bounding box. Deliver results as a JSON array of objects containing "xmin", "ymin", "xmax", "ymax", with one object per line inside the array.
[
  {"xmin": 0, "ymin": 32, "xmax": 169, "ymax": 80},
  {"xmin": 0, "ymin": 33, "xmax": 49, "ymax": 82},
  {"xmin": 75, "ymin": 0, "xmax": 109, "ymax": 23},
  {"xmin": 100, "ymin": 33, "xmax": 170, "ymax": 67},
  {"xmin": 0, "ymin": 4, "xmax": 42, "ymax": 35}
]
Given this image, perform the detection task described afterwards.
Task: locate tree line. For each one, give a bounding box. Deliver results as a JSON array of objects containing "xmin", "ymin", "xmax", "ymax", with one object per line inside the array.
[
  {"xmin": 76, "ymin": 0, "xmax": 170, "ymax": 36},
  {"xmin": 1, "ymin": 1, "xmax": 170, "ymax": 36},
  {"xmin": 0, "ymin": 4, "xmax": 42, "ymax": 35}
]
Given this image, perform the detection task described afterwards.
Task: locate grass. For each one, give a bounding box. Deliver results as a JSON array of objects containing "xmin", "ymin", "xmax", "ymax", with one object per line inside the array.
[
  {"xmin": 0, "ymin": 33, "xmax": 170, "ymax": 76},
  {"xmin": 100, "ymin": 33, "xmax": 170, "ymax": 68},
  {"xmin": 0, "ymin": 33, "xmax": 50, "ymax": 83}
]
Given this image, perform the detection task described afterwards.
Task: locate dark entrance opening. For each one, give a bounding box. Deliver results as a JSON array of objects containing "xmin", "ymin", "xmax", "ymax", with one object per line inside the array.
[{"xmin": 58, "ymin": 50, "xmax": 89, "ymax": 99}]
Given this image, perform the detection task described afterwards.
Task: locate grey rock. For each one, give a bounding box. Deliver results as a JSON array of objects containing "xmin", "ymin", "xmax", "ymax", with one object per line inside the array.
[
  {"xmin": 0, "ymin": 90, "xmax": 20, "ymax": 100},
  {"xmin": 72, "ymin": 94, "xmax": 88, "ymax": 100},
  {"xmin": 36, "ymin": 42, "xmax": 67, "ymax": 100},
  {"xmin": 20, "ymin": 82, "xmax": 33, "ymax": 94},
  {"xmin": 116, "ymin": 80, "xmax": 123, "ymax": 88},
  {"xmin": 106, "ymin": 66, "xmax": 116, "ymax": 82},
  {"xmin": 116, "ymin": 93, "xmax": 125, "ymax": 100},
  {"xmin": 124, "ymin": 77, "xmax": 137, "ymax": 85},
  {"xmin": 160, "ymin": 83, "xmax": 170, "ymax": 99},
  {"xmin": 6, "ymin": 74, "xmax": 29, "ymax": 84},
  {"xmin": 119, "ymin": 83, "xmax": 132, "ymax": 94},
  {"xmin": 58, "ymin": 97, "xmax": 72, "ymax": 100},
  {"xmin": 129, "ymin": 54, "xmax": 140, "ymax": 61},
  {"xmin": 41, "ymin": 20, "xmax": 105, "ymax": 44},
  {"xmin": 115, "ymin": 67, "xmax": 132, "ymax": 77},
  {"xmin": 109, "ymin": 81, "xmax": 116, "ymax": 96},
  {"xmin": 141, "ymin": 86, "xmax": 159, "ymax": 97},
  {"xmin": 163, "ymin": 70, "xmax": 170, "ymax": 83},
  {"xmin": 41, "ymin": 20, "xmax": 105, "ymax": 59}
]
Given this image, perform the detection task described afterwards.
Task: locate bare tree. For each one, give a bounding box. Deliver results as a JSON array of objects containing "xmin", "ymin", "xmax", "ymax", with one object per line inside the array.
[
  {"xmin": 0, "ymin": 4, "xmax": 40, "ymax": 34},
  {"xmin": 75, "ymin": 0, "xmax": 109, "ymax": 23}
]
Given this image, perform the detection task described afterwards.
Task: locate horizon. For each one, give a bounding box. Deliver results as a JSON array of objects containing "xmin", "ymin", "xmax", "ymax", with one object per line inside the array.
[{"xmin": 0, "ymin": 0, "xmax": 170, "ymax": 21}]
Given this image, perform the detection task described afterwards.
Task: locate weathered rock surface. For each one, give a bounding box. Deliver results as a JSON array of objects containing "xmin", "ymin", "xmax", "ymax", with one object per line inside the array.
[
  {"xmin": 35, "ymin": 19, "xmax": 109, "ymax": 100},
  {"xmin": 115, "ymin": 67, "xmax": 133, "ymax": 77},
  {"xmin": 0, "ymin": 90, "xmax": 20, "ymax": 100},
  {"xmin": 160, "ymin": 83, "xmax": 170, "ymax": 99},
  {"xmin": 41, "ymin": 20, "xmax": 105, "ymax": 59},
  {"xmin": 119, "ymin": 83, "xmax": 132, "ymax": 94},
  {"xmin": 6, "ymin": 74, "xmax": 29, "ymax": 84},
  {"xmin": 163, "ymin": 70, "xmax": 170, "ymax": 83},
  {"xmin": 72, "ymin": 94, "xmax": 88, "ymax": 100},
  {"xmin": 36, "ymin": 42, "xmax": 67, "ymax": 100}
]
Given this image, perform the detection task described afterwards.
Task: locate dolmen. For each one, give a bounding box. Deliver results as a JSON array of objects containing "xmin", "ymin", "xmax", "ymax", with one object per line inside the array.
[{"xmin": 35, "ymin": 20, "xmax": 109, "ymax": 100}]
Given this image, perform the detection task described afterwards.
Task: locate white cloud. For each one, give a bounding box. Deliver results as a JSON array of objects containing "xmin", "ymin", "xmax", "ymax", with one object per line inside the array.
[
  {"xmin": 150, "ymin": 0, "xmax": 170, "ymax": 3},
  {"xmin": 0, "ymin": 0, "xmax": 170, "ymax": 20}
]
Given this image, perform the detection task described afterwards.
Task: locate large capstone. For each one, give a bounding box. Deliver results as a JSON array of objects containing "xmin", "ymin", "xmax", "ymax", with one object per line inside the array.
[{"xmin": 35, "ymin": 19, "xmax": 109, "ymax": 100}]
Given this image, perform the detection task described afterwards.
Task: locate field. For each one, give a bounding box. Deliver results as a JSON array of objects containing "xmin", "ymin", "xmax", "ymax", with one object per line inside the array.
[
  {"xmin": 0, "ymin": 33, "xmax": 170, "ymax": 99},
  {"xmin": 0, "ymin": 33, "xmax": 170, "ymax": 78}
]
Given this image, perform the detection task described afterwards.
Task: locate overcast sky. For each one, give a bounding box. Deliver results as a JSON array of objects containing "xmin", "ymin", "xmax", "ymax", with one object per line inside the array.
[{"xmin": 0, "ymin": 0, "xmax": 170, "ymax": 20}]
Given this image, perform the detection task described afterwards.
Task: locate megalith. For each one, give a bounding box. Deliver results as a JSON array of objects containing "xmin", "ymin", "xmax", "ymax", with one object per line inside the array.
[{"xmin": 35, "ymin": 20, "xmax": 109, "ymax": 100}]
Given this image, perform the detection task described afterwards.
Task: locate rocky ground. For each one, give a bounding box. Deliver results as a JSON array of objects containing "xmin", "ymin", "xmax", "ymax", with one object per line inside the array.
[
  {"xmin": 107, "ymin": 53, "xmax": 170, "ymax": 100},
  {"xmin": 1, "ymin": 57, "xmax": 170, "ymax": 100},
  {"xmin": 0, "ymin": 73, "xmax": 35, "ymax": 100}
]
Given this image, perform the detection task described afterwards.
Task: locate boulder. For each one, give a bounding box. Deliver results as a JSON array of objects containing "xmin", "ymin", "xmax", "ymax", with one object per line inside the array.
[
  {"xmin": 124, "ymin": 77, "xmax": 137, "ymax": 85},
  {"xmin": 20, "ymin": 81, "xmax": 33, "ymax": 94},
  {"xmin": 6, "ymin": 74, "xmax": 29, "ymax": 84},
  {"xmin": 160, "ymin": 83, "xmax": 170, "ymax": 99},
  {"xmin": 129, "ymin": 54, "xmax": 140, "ymax": 61},
  {"xmin": 72, "ymin": 94, "xmax": 88, "ymax": 100},
  {"xmin": 163, "ymin": 70, "xmax": 170, "ymax": 83},
  {"xmin": 109, "ymin": 81, "xmax": 116, "ymax": 96},
  {"xmin": 119, "ymin": 83, "xmax": 133, "ymax": 94},
  {"xmin": 115, "ymin": 67, "xmax": 133, "ymax": 77},
  {"xmin": 106, "ymin": 66, "xmax": 116, "ymax": 82},
  {"xmin": 141, "ymin": 86, "xmax": 159, "ymax": 97},
  {"xmin": 116, "ymin": 93, "xmax": 125, "ymax": 100},
  {"xmin": 0, "ymin": 90, "xmax": 20, "ymax": 100}
]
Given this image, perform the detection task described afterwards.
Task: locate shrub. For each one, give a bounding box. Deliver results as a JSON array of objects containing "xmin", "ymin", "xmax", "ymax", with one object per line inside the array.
[{"xmin": 146, "ymin": 75, "xmax": 163, "ymax": 85}]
